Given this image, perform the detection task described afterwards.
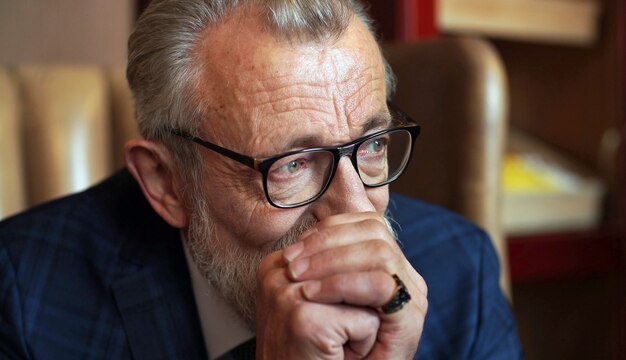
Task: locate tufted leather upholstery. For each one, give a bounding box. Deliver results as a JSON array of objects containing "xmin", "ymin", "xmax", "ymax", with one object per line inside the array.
[{"xmin": 0, "ymin": 65, "xmax": 137, "ymax": 219}]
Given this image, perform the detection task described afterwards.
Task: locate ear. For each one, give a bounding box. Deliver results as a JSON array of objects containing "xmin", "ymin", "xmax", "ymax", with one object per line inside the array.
[{"xmin": 125, "ymin": 139, "xmax": 189, "ymax": 228}]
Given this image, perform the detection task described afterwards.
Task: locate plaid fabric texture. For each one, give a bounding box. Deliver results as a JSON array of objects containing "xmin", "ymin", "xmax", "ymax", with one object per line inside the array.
[
  {"xmin": 389, "ymin": 195, "xmax": 524, "ymax": 359},
  {"xmin": 1, "ymin": 170, "xmax": 523, "ymax": 359}
]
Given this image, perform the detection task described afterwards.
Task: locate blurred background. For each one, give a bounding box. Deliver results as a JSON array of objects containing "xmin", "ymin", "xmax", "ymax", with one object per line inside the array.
[{"xmin": 0, "ymin": 0, "xmax": 624, "ymax": 359}]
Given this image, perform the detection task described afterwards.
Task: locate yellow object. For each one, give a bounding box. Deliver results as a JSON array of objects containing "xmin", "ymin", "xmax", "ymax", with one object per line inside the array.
[{"xmin": 503, "ymin": 154, "xmax": 559, "ymax": 193}]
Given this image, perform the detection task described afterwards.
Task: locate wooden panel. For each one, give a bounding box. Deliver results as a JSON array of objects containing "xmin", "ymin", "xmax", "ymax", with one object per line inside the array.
[
  {"xmin": 439, "ymin": 0, "xmax": 601, "ymax": 46},
  {"xmin": 492, "ymin": 0, "xmax": 621, "ymax": 172},
  {"xmin": 0, "ymin": 0, "xmax": 133, "ymax": 65},
  {"xmin": 513, "ymin": 276, "xmax": 619, "ymax": 360}
]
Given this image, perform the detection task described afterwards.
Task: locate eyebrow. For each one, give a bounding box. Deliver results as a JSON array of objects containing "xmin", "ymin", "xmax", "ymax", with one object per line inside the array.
[
  {"xmin": 277, "ymin": 111, "xmax": 393, "ymax": 154},
  {"xmin": 361, "ymin": 112, "xmax": 393, "ymax": 134}
]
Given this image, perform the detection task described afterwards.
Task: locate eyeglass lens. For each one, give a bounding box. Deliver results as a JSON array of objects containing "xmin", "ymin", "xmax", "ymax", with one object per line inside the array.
[{"xmin": 266, "ymin": 129, "xmax": 413, "ymax": 207}]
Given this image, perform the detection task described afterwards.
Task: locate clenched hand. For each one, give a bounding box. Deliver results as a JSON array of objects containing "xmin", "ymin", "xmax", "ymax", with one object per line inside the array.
[{"xmin": 256, "ymin": 212, "xmax": 428, "ymax": 359}]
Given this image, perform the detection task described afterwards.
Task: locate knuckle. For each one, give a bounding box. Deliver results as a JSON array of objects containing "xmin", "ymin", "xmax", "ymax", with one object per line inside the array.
[
  {"xmin": 365, "ymin": 272, "xmax": 393, "ymax": 304},
  {"xmin": 312, "ymin": 229, "xmax": 332, "ymax": 248},
  {"xmin": 258, "ymin": 268, "xmax": 282, "ymax": 294},
  {"xmin": 289, "ymin": 304, "xmax": 317, "ymax": 336},
  {"xmin": 274, "ymin": 281, "xmax": 294, "ymax": 299},
  {"xmin": 302, "ymin": 228, "xmax": 332, "ymax": 252},
  {"xmin": 363, "ymin": 211, "xmax": 383, "ymax": 222},
  {"xmin": 370, "ymin": 239, "xmax": 396, "ymax": 264},
  {"xmin": 326, "ymin": 274, "xmax": 346, "ymax": 292},
  {"xmin": 364, "ymin": 309, "xmax": 381, "ymax": 329},
  {"xmin": 360, "ymin": 218, "xmax": 387, "ymax": 238},
  {"xmin": 370, "ymin": 238, "xmax": 389, "ymax": 253},
  {"xmin": 373, "ymin": 271, "xmax": 391, "ymax": 290},
  {"xmin": 258, "ymin": 272, "xmax": 301, "ymax": 310},
  {"xmin": 288, "ymin": 305, "xmax": 346, "ymax": 356},
  {"xmin": 316, "ymin": 216, "xmax": 334, "ymax": 229}
]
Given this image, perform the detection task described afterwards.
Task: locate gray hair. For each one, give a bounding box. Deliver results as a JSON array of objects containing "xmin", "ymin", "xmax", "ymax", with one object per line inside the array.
[{"xmin": 127, "ymin": 0, "xmax": 396, "ymax": 188}]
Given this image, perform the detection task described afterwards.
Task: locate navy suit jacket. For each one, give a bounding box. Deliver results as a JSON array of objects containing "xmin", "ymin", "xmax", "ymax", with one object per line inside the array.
[{"xmin": 0, "ymin": 170, "xmax": 523, "ymax": 359}]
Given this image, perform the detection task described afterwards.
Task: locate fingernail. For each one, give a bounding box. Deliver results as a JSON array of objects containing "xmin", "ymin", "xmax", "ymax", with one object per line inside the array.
[
  {"xmin": 283, "ymin": 242, "xmax": 304, "ymax": 262},
  {"xmin": 288, "ymin": 257, "xmax": 310, "ymax": 279},
  {"xmin": 302, "ymin": 281, "xmax": 321, "ymax": 299}
]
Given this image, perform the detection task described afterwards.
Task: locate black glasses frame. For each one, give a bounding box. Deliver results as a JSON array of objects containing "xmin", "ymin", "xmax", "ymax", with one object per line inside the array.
[{"xmin": 169, "ymin": 102, "xmax": 421, "ymax": 208}]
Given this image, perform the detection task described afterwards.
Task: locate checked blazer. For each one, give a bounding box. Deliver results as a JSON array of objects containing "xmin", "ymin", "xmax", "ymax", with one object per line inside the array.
[{"xmin": 0, "ymin": 170, "xmax": 523, "ymax": 359}]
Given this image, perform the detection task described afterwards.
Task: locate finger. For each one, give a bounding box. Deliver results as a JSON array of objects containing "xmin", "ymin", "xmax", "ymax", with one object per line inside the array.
[
  {"xmin": 257, "ymin": 250, "xmax": 287, "ymax": 281},
  {"xmin": 343, "ymin": 310, "xmax": 378, "ymax": 359},
  {"xmin": 301, "ymin": 271, "xmax": 396, "ymax": 308},
  {"xmin": 291, "ymin": 302, "xmax": 380, "ymax": 358},
  {"xmin": 287, "ymin": 239, "xmax": 402, "ymax": 281},
  {"xmin": 283, "ymin": 217, "xmax": 396, "ymax": 263},
  {"xmin": 301, "ymin": 271, "xmax": 427, "ymax": 314},
  {"xmin": 314, "ymin": 211, "xmax": 384, "ymax": 229},
  {"xmin": 257, "ymin": 252, "xmax": 293, "ymax": 304}
]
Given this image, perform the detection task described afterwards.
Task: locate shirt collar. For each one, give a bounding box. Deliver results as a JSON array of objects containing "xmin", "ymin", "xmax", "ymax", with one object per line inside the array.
[{"xmin": 183, "ymin": 241, "xmax": 255, "ymax": 359}]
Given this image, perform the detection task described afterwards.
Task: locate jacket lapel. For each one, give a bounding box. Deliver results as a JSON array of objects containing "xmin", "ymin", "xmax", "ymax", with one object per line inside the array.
[
  {"xmin": 109, "ymin": 171, "xmax": 207, "ymax": 359},
  {"xmin": 112, "ymin": 259, "xmax": 207, "ymax": 359}
]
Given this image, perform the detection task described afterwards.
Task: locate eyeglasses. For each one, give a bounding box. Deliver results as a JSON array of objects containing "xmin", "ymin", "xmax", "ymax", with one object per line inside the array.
[{"xmin": 169, "ymin": 102, "xmax": 421, "ymax": 208}]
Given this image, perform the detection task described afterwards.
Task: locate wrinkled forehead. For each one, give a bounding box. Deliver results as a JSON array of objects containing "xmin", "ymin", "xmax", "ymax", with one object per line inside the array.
[{"xmin": 193, "ymin": 11, "xmax": 388, "ymax": 155}]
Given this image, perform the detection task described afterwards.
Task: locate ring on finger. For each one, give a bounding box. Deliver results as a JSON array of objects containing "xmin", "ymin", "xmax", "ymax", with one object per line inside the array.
[{"xmin": 378, "ymin": 274, "xmax": 412, "ymax": 314}]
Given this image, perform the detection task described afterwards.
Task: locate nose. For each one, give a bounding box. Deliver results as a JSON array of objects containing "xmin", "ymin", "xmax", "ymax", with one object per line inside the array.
[{"xmin": 311, "ymin": 156, "xmax": 376, "ymax": 219}]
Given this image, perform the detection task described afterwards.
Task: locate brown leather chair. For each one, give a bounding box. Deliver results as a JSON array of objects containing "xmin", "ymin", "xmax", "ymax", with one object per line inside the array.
[
  {"xmin": 386, "ymin": 37, "xmax": 511, "ymax": 297},
  {"xmin": 0, "ymin": 70, "xmax": 26, "ymax": 220},
  {"xmin": 16, "ymin": 66, "xmax": 113, "ymax": 206},
  {"xmin": 108, "ymin": 66, "xmax": 140, "ymax": 169}
]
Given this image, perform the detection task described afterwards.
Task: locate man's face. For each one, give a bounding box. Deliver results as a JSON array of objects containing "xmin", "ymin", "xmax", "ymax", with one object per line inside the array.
[{"xmin": 184, "ymin": 12, "xmax": 390, "ymax": 326}]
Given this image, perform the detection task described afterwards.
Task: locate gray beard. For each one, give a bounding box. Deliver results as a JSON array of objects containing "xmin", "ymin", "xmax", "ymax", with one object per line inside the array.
[
  {"xmin": 185, "ymin": 195, "xmax": 317, "ymax": 330},
  {"xmin": 185, "ymin": 195, "xmax": 398, "ymax": 331}
]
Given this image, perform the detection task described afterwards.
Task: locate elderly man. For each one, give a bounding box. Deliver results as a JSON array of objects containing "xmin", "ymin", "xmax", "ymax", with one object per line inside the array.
[{"xmin": 0, "ymin": 0, "xmax": 522, "ymax": 359}]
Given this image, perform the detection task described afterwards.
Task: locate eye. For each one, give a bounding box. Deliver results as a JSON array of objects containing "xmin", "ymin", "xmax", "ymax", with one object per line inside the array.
[
  {"xmin": 275, "ymin": 158, "xmax": 307, "ymax": 175},
  {"xmin": 367, "ymin": 139, "xmax": 385, "ymax": 152},
  {"xmin": 285, "ymin": 160, "xmax": 303, "ymax": 174},
  {"xmin": 269, "ymin": 156, "xmax": 311, "ymax": 182},
  {"xmin": 361, "ymin": 136, "xmax": 389, "ymax": 155}
]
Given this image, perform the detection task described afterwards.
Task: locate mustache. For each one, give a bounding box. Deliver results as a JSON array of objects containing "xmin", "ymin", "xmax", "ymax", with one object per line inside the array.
[{"xmin": 263, "ymin": 213, "xmax": 318, "ymax": 254}]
